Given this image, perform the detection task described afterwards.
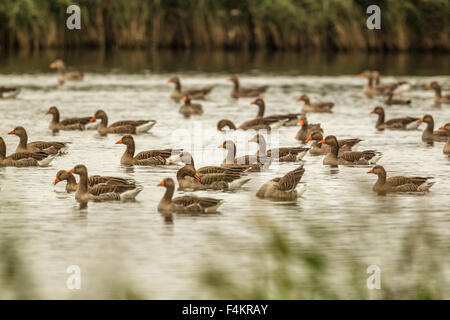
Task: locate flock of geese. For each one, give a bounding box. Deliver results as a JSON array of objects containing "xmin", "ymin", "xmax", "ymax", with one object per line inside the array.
[{"xmin": 1, "ymin": 60, "xmax": 450, "ymax": 216}]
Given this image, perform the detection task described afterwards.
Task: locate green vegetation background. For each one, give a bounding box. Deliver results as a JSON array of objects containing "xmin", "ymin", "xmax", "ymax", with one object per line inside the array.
[{"xmin": 0, "ymin": 0, "xmax": 449, "ymax": 52}]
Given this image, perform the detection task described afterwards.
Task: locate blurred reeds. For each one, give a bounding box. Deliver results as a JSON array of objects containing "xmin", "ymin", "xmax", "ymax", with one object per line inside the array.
[{"xmin": 0, "ymin": 0, "xmax": 448, "ymax": 52}]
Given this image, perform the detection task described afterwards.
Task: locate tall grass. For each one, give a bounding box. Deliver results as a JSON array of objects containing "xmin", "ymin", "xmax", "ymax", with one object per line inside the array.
[{"xmin": 0, "ymin": 0, "xmax": 448, "ymax": 52}]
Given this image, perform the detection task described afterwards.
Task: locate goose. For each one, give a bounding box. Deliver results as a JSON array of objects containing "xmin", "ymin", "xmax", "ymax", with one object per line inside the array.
[
  {"xmin": 90, "ymin": 110, "xmax": 156, "ymax": 136},
  {"xmin": 249, "ymin": 134, "xmax": 309, "ymax": 162},
  {"xmin": 115, "ymin": 135, "xmax": 180, "ymax": 166},
  {"xmin": 157, "ymin": 178, "xmax": 223, "ymax": 214},
  {"xmin": 256, "ymin": 165, "xmax": 307, "ymax": 201},
  {"xmin": 370, "ymin": 106, "xmax": 419, "ymax": 130},
  {"xmin": 219, "ymin": 140, "xmax": 271, "ymax": 172},
  {"xmin": 228, "ymin": 75, "xmax": 269, "ymax": 99},
  {"xmin": 168, "ymin": 76, "xmax": 214, "ymax": 101},
  {"xmin": 8, "ymin": 126, "xmax": 69, "ymax": 154},
  {"xmin": 297, "ymin": 94, "xmax": 334, "ymax": 113},
  {"xmin": 306, "ymin": 131, "xmax": 362, "ymax": 156},
  {"xmin": 439, "ymin": 123, "xmax": 450, "ymax": 155},
  {"xmin": 250, "ymin": 98, "xmax": 300, "ymax": 126},
  {"xmin": 385, "ymin": 92, "xmax": 411, "ymax": 105},
  {"xmin": 179, "ymin": 95, "xmax": 203, "ymax": 117},
  {"xmin": 295, "ymin": 115, "xmax": 323, "ymax": 143},
  {"xmin": 319, "ymin": 135, "xmax": 381, "ymax": 166},
  {"xmin": 175, "ymin": 152, "xmax": 250, "ymax": 191},
  {"xmin": 46, "ymin": 106, "xmax": 94, "ymax": 131},
  {"xmin": 371, "ymin": 71, "xmax": 410, "ymax": 95},
  {"xmin": 0, "ymin": 86, "xmax": 20, "ymax": 99},
  {"xmin": 418, "ymin": 115, "xmax": 449, "ymax": 143},
  {"xmin": 53, "ymin": 169, "xmax": 135, "ymax": 193},
  {"xmin": 367, "ymin": 165, "xmax": 434, "ymax": 195},
  {"xmin": 0, "ymin": 137, "xmax": 55, "ymax": 167},
  {"xmin": 68, "ymin": 164, "xmax": 143, "ymax": 209},
  {"xmin": 425, "ymin": 81, "xmax": 450, "ymax": 104},
  {"xmin": 49, "ymin": 59, "xmax": 83, "ymax": 85}
]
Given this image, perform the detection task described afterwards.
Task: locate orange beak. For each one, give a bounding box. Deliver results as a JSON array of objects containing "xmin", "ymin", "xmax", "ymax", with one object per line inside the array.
[
  {"xmin": 418, "ymin": 118, "xmax": 424, "ymax": 123},
  {"xmin": 167, "ymin": 79, "xmax": 172, "ymax": 83},
  {"xmin": 359, "ymin": 73, "xmax": 365, "ymax": 78},
  {"xmin": 157, "ymin": 180, "xmax": 165, "ymax": 186},
  {"xmin": 67, "ymin": 168, "xmax": 75, "ymax": 174},
  {"xmin": 367, "ymin": 168, "xmax": 374, "ymax": 174},
  {"xmin": 227, "ymin": 77, "xmax": 232, "ymax": 81},
  {"xmin": 53, "ymin": 177, "xmax": 60, "ymax": 185},
  {"xmin": 217, "ymin": 127, "xmax": 221, "ymax": 131},
  {"xmin": 306, "ymin": 135, "xmax": 312, "ymax": 142},
  {"xmin": 183, "ymin": 96, "xmax": 188, "ymax": 102},
  {"xmin": 250, "ymin": 100, "xmax": 256, "ymax": 104},
  {"xmin": 297, "ymin": 96, "xmax": 303, "ymax": 102},
  {"xmin": 90, "ymin": 115, "xmax": 96, "ymax": 122},
  {"xmin": 425, "ymin": 83, "xmax": 431, "ymax": 88},
  {"xmin": 49, "ymin": 62, "xmax": 57, "ymax": 69},
  {"xmin": 218, "ymin": 144, "xmax": 224, "ymax": 148},
  {"xmin": 115, "ymin": 139, "xmax": 123, "ymax": 144},
  {"xmin": 318, "ymin": 138, "xmax": 325, "ymax": 145},
  {"xmin": 8, "ymin": 129, "xmax": 15, "ymax": 135},
  {"xmin": 174, "ymin": 156, "xmax": 181, "ymax": 162},
  {"xmin": 45, "ymin": 110, "xmax": 50, "ymax": 115},
  {"xmin": 194, "ymin": 173, "xmax": 201, "ymax": 180},
  {"xmin": 439, "ymin": 125, "xmax": 445, "ymax": 130},
  {"xmin": 370, "ymin": 109, "xmax": 375, "ymax": 114},
  {"xmin": 299, "ymin": 119, "xmax": 305, "ymax": 126}
]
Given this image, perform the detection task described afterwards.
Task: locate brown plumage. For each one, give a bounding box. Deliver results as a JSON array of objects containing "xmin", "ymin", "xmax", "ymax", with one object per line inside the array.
[
  {"xmin": 0, "ymin": 137, "xmax": 55, "ymax": 167},
  {"xmin": 319, "ymin": 135, "xmax": 381, "ymax": 166},
  {"xmin": 439, "ymin": 123, "xmax": 450, "ymax": 155},
  {"xmin": 179, "ymin": 95, "xmax": 203, "ymax": 117},
  {"xmin": 49, "ymin": 59, "xmax": 83, "ymax": 85},
  {"xmin": 46, "ymin": 106, "xmax": 91, "ymax": 131},
  {"xmin": 68, "ymin": 164, "xmax": 143, "ymax": 208},
  {"xmin": 219, "ymin": 140, "xmax": 271, "ymax": 172},
  {"xmin": 8, "ymin": 126, "xmax": 69, "ymax": 154},
  {"xmin": 115, "ymin": 135, "xmax": 179, "ymax": 166},
  {"xmin": 249, "ymin": 134, "xmax": 309, "ymax": 162},
  {"xmin": 90, "ymin": 110, "xmax": 156, "ymax": 136},
  {"xmin": 385, "ymin": 92, "xmax": 411, "ymax": 105},
  {"xmin": 371, "ymin": 71, "xmax": 409, "ymax": 95},
  {"xmin": 0, "ymin": 86, "xmax": 20, "ymax": 99},
  {"xmin": 168, "ymin": 76, "xmax": 214, "ymax": 101},
  {"xmin": 157, "ymin": 178, "xmax": 223, "ymax": 214},
  {"xmin": 228, "ymin": 75, "xmax": 269, "ymax": 99},
  {"xmin": 53, "ymin": 169, "xmax": 135, "ymax": 193},
  {"xmin": 368, "ymin": 165, "xmax": 434, "ymax": 194},
  {"xmin": 250, "ymin": 98, "xmax": 300, "ymax": 126},
  {"xmin": 175, "ymin": 152, "xmax": 250, "ymax": 191},
  {"xmin": 295, "ymin": 115, "xmax": 323, "ymax": 143},
  {"xmin": 306, "ymin": 131, "xmax": 362, "ymax": 156},
  {"xmin": 256, "ymin": 165, "xmax": 306, "ymax": 200},
  {"xmin": 425, "ymin": 81, "xmax": 450, "ymax": 104},
  {"xmin": 418, "ymin": 115, "xmax": 449, "ymax": 143},
  {"xmin": 297, "ymin": 94, "xmax": 334, "ymax": 113},
  {"xmin": 370, "ymin": 106, "xmax": 419, "ymax": 130}
]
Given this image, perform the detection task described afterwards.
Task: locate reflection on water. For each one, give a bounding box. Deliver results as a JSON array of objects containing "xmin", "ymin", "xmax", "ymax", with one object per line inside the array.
[{"xmin": 0, "ymin": 50, "xmax": 449, "ymax": 299}]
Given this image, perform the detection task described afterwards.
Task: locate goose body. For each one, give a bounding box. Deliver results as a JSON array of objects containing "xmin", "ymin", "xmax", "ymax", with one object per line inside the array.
[
  {"xmin": 306, "ymin": 131, "xmax": 362, "ymax": 156},
  {"xmin": 53, "ymin": 170, "xmax": 135, "ymax": 193},
  {"xmin": 50, "ymin": 59, "xmax": 83, "ymax": 85},
  {"xmin": 8, "ymin": 126, "xmax": 69, "ymax": 154},
  {"xmin": 295, "ymin": 115, "xmax": 323, "ymax": 143},
  {"xmin": 439, "ymin": 124, "xmax": 450, "ymax": 155},
  {"xmin": 418, "ymin": 115, "xmax": 449, "ymax": 143},
  {"xmin": 219, "ymin": 140, "xmax": 271, "ymax": 172},
  {"xmin": 228, "ymin": 75, "xmax": 268, "ymax": 99},
  {"xmin": 157, "ymin": 178, "xmax": 223, "ymax": 214},
  {"xmin": 368, "ymin": 165, "xmax": 434, "ymax": 194},
  {"xmin": 0, "ymin": 86, "xmax": 20, "ymax": 99},
  {"xmin": 320, "ymin": 135, "xmax": 381, "ymax": 166},
  {"xmin": 385, "ymin": 92, "xmax": 411, "ymax": 106},
  {"xmin": 256, "ymin": 166, "xmax": 307, "ymax": 201},
  {"xmin": 179, "ymin": 95, "xmax": 203, "ymax": 117},
  {"xmin": 250, "ymin": 98, "xmax": 300, "ymax": 126},
  {"xmin": 425, "ymin": 81, "xmax": 450, "ymax": 104},
  {"xmin": 370, "ymin": 106, "xmax": 419, "ymax": 130},
  {"xmin": 297, "ymin": 94, "xmax": 334, "ymax": 113},
  {"xmin": 168, "ymin": 76, "xmax": 214, "ymax": 101},
  {"xmin": 116, "ymin": 135, "xmax": 179, "ymax": 166},
  {"xmin": 249, "ymin": 134, "xmax": 308, "ymax": 162},
  {"xmin": 0, "ymin": 137, "xmax": 55, "ymax": 167},
  {"xmin": 46, "ymin": 106, "xmax": 94, "ymax": 131},
  {"xmin": 90, "ymin": 110, "xmax": 156, "ymax": 136}
]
